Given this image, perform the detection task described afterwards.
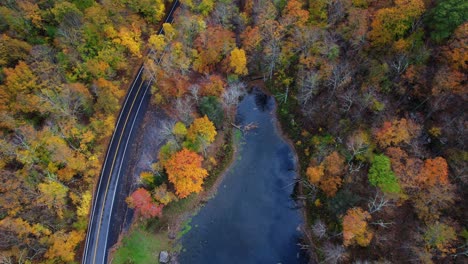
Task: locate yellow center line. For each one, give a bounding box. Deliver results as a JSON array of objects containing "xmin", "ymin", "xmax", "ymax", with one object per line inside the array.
[{"xmin": 91, "ymin": 79, "xmax": 146, "ymax": 264}]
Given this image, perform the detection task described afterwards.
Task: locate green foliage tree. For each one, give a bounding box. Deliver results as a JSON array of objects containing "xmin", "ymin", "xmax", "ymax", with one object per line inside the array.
[
  {"xmin": 173, "ymin": 122, "xmax": 188, "ymax": 138},
  {"xmin": 425, "ymin": 0, "xmax": 468, "ymax": 42},
  {"xmin": 368, "ymin": 154, "xmax": 401, "ymax": 194},
  {"xmin": 199, "ymin": 96, "xmax": 224, "ymax": 128},
  {"xmin": 120, "ymin": 0, "xmax": 165, "ymax": 23},
  {"xmin": 327, "ymin": 189, "xmax": 362, "ymax": 217}
]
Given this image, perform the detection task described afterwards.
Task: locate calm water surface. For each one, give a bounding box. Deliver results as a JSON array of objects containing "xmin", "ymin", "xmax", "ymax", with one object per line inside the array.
[{"xmin": 179, "ymin": 89, "xmax": 307, "ymax": 263}]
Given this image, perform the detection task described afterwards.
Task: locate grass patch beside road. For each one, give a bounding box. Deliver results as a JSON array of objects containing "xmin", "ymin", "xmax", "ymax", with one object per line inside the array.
[{"xmin": 112, "ymin": 228, "xmax": 172, "ymax": 264}]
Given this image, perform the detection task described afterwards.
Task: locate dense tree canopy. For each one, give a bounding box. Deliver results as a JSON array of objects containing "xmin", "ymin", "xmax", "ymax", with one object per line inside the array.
[
  {"xmin": 425, "ymin": 0, "xmax": 468, "ymax": 42},
  {"xmin": 1, "ymin": 0, "xmax": 466, "ymax": 262}
]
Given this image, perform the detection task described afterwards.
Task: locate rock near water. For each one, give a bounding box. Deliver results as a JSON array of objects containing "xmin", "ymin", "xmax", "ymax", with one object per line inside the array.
[{"xmin": 159, "ymin": 251, "xmax": 169, "ymax": 263}]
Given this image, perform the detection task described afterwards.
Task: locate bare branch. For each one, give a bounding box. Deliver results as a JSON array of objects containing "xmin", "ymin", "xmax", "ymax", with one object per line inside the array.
[
  {"xmin": 368, "ymin": 192, "xmax": 394, "ymax": 214},
  {"xmin": 312, "ymin": 219, "xmax": 327, "ymax": 239}
]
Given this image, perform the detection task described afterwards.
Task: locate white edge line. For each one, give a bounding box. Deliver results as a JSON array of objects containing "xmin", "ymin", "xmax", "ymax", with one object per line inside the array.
[
  {"xmin": 85, "ymin": 0, "xmax": 178, "ymax": 262},
  {"xmin": 83, "ymin": 67, "xmax": 144, "ymax": 263},
  {"xmin": 102, "ymin": 78, "xmax": 154, "ymax": 264},
  {"xmin": 102, "ymin": 1, "xmax": 179, "ymax": 260}
]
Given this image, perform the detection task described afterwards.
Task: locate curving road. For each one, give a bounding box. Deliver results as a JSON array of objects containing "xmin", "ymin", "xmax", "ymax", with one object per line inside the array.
[{"xmin": 82, "ymin": 1, "xmax": 179, "ymax": 263}]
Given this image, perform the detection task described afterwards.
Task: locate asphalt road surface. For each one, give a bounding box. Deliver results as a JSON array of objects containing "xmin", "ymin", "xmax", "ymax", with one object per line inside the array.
[{"xmin": 82, "ymin": 1, "xmax": 179, "ymax": 263}]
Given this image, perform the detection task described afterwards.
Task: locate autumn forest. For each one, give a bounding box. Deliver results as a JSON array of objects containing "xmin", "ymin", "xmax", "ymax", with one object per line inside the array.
[{"xmin": 0, "ymin": 0, "xmax": 467, "ymax": 263}]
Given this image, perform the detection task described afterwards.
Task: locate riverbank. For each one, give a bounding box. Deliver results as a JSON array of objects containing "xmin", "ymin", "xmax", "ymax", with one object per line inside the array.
[
  {"xmin": 256, "ymin": 80, "xmax": 319, "ymax": 263},
  {"xmin": 109, "ymin": 99, "xmax": 237, "ymax": 263},
  {"xmin": 178, "ymin": 87, "xmax": 306, "ymax": 263},
  {"xmin": 111, "ymin": 81, "xmax": 310, "ymax": 263}
]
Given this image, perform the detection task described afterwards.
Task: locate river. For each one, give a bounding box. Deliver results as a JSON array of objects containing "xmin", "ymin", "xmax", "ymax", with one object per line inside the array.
[{"xmin": 178, "ymin": 89, "xmax": 307, "ymax": 263}]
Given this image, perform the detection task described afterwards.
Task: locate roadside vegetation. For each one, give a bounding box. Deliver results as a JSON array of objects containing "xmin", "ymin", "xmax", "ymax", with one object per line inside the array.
[
  {"xmin": 0, "ymin": 0, "xmax": 173, "ymax": 262},
  {"xmin": 112, "ymin": 228, "xmax": 174, "ymax": 264}
]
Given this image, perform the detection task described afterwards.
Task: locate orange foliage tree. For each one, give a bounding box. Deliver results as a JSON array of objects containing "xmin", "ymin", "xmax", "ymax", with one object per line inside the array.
[
  {"xmin": 441, "ymin": 22, "xmax": 468, "ymax": 72},
  {"xmin": 241, "ymin": 26, "xmax": 262, "ymax": 54},
  {"xmin": 385, "ymin": 147, "xmax": 422, "ymax": 190},
  {"xmin": 193, "ymin": 26, "xmax": 235, "ymax": 74},
  {"xmin": 126, "ymin": 188, "xmax": 163, "ymax": 219},
  {"xmin": 306, "ymin": 164, "xmax": 324, "ymax": 184},
  {"xmin": 164, "ymin": 148, "xmax": 208, "ymax": 198},
  {"xmin": 374, "ymin": 118, "xmax": 420, "ymax": 148},
  {"xmin": 306, "ymin": 151, "xmax": 345, "ymax": 197},
  {"xmin": 418, "ymin": 157, "xmax": 449, "ymax": 187},
  {"xmin": 281, "ymin": 0, "xmax": 309, "ymax": 28},
  {"xmin": 432, "ymin": 66, "xmax": 466, "ymax": 95},
  {"xmin": 201, "ymin": 74, "xmax": 225, "ymax": 96},
  {"xmin": 342, "ymin": 207, "xmax": 373, "ymax": 247}
]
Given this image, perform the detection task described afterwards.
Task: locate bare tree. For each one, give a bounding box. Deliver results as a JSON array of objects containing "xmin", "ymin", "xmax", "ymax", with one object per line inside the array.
[
  {"xmin": 261, "ymin": 19, "xmax": 285, "ymax": 80},
  {"xmin": 322, "ymin": 242, "xmax": 346, "ymax": 264},
  {"xmin": 189, "ymin": 84, "xmax": 201, "ymax": 104},
  {"xmin": 293, "ymin": 26, "xmax": 320, "ymax": 55},
  {"xmin": 159, "ymin": 120, "xmax": 176, "ymax": 141},
  {"xmin": 212, "ymin": 0, "xmax": 239, "ymax": 29},
  {"xmin": 143, "ymin": 58, "xmax": 155, "ymax": 80},
  {"xmin": 222, "ymin": 81, "xmax": 247, "ymax": 109},
  {"xmin": 297, "ymin": 71, "xmax": 319, "ymax": 106},
  {"xmin": 175, "ymin": 97, "xmax": 194, "ymax": 125},
  {"xmin": 347, "ymin": 138, "xmax": 367, "ymax": 157},
  {"xmin": 339, "ymin": 88, "xmax": 358, "ymax": 113},
  {"xmin": 56, "ymin": 12, "xmax": 83, "ymax": 48},
  {"xmin": 390, "ymin": 55, "xmax": 408, "ymax": 76},
  {"xmin": 326, "ymin": 63, "xmax": 352, "ymax": 96},
  {"xmin": 311, "ymin": 219, "xmax": 327, "ymax": 239},
  {"xmin": 370, "ymin": 220, "xmax": 394, "ymax": 228},
  {"xmin": 368, "ymin": 192, "xmax": 393, "ymax": 214},
  {"xmin": 328, "ymin": 0, "xmax": 350, "ymax": 25}
]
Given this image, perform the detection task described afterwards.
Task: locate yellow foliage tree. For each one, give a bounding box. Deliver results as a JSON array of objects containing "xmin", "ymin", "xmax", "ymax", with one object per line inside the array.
[
  {"xmin": 368, "ymin": 0, "xmax": 425, "ymax": 47},
  {"xmin": 173, "ymin": 122, "xmax": 188, "ymax": 138},
  {"xmin": 149, "ymin": 34, "xmax": 166, "ymax": 53},
  {"xmin": 1, "ymin": 61, "xmax": 42, "ymax": 113},
  {"xmin": 153, "ymin": 183, "xmax": 177, "ymax": 205},
  {"xmin": 77, "ymin": 191, "xmax": 91, "ymax": 218},
  {"xmin": 140, "ymin": 171, "xmax": 155, "ymax": 185},
  {"xmin": 37, "ymin": 180, "xmax": 68, "ymax": 219},
  {"xmin": 45, "ymin": 230, "xmax": 84, "ymax": 262},
  {"xmin": 187, "ymin": 115, "xmax": 217, "ymax": 145},
  {"xmin": 164, "ymin": 148, "xmax": 208, "ymax": 198},
  {"xmin": 115, "ymin": 24, "xmax": 142, "ymax": 58},
  {"xmin": 229, "ymin": 48, "xmax": 248, "ymax": 75}
]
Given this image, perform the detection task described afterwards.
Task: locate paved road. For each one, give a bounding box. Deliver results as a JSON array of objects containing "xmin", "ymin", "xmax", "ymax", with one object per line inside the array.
[{"xmin": 82, "ymin": 1, "xmax": 179, "ymax": 263}]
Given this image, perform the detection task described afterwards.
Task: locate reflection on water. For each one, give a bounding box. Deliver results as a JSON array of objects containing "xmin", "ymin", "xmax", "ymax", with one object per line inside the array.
[
  {"xmin": 178, "ymin": 90, "xmax": 307, "ymax": 264},
  {"xmin": 253, "ymin": 88, "xmax": 271, "ymax": 112}
]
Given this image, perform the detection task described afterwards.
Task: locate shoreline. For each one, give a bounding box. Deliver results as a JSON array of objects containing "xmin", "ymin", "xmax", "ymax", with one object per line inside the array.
[
  {"xmin": 253, "ymin": 81, "xmax": 318, "ymax": 264},
  {"xmin": 112, "ymin": 79, "xmax": 316, "ymax": 263}
]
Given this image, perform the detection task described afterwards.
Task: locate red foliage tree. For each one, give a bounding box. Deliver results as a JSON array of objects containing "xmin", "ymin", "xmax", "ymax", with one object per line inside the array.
[{"xmin": 127, "ymin": 188, "xmax": 163, "ymax": 219}]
